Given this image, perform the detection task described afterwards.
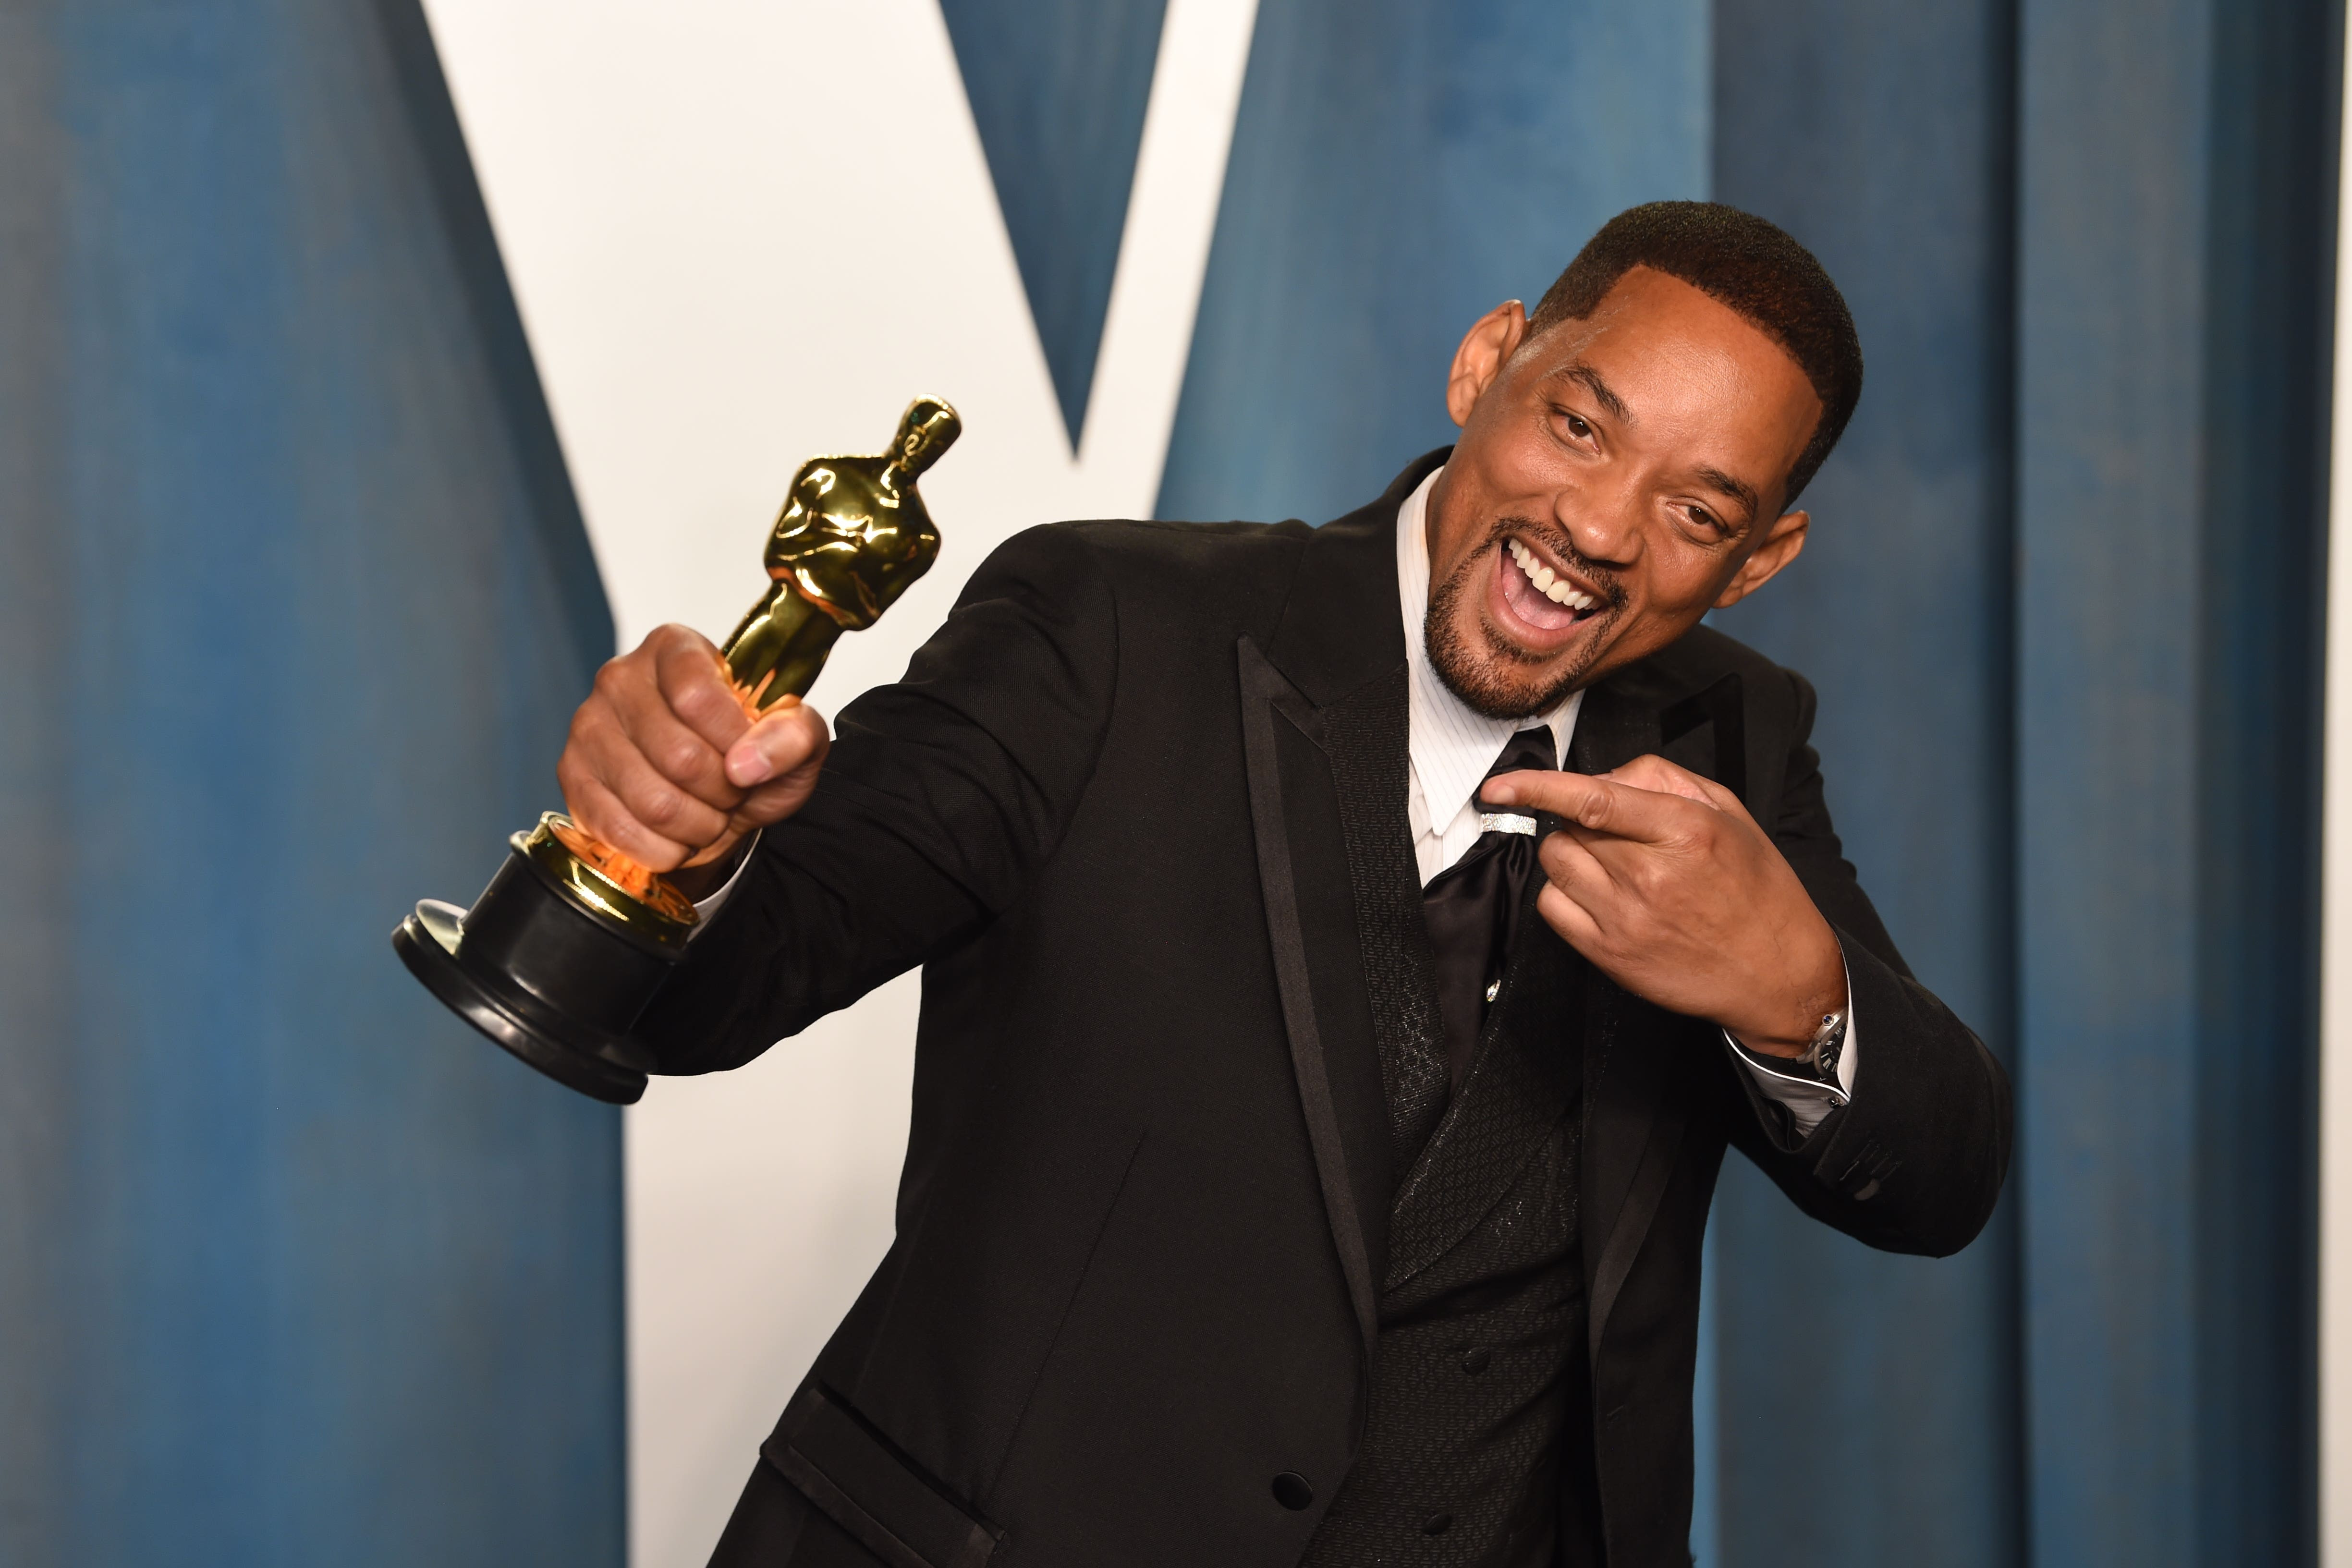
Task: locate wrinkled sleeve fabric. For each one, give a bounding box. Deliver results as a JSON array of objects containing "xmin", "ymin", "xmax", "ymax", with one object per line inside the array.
[
  {"xmin": 630, "ymin": 524, "xmax": 1120, "ymax": 1076},
  {"xmin": 1719, "ymin": 667, "xmax": 2012, "ymax": 1258}
]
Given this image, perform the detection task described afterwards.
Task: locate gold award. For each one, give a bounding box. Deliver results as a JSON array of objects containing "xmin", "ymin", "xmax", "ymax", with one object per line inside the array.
[{"xmin": 395, "ymin": 397, "xmax": 963, "ymax": 1103}]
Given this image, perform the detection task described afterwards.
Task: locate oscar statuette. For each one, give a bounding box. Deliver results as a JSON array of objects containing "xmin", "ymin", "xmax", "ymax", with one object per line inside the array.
[{"xmin": 394, "ymin": 397, "xmax": 962, "ymax": 1103}]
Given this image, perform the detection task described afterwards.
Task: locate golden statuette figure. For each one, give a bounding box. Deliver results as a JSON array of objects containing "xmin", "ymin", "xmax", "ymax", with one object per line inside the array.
[
  {"xmin": 393, "ymin": 397, "xmax": 963, "ymax": 1104},
  {"xmin": 726, "ymin": 395, "xmax": 958, "ymax": 705}
]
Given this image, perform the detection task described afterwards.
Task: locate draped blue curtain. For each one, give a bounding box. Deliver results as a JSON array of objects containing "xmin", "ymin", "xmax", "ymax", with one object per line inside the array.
[
  {"xmin": 2010, "ymin": 0, "xmax": 2331, "ymax": 1558},
  {"xmin": 0, "ymin": 3, "xmax": 624, "ymax": 1563},
  {"xmin": 1728, "ymin": 3, "xmax": 2334, "ymax": 1558},
  {"xmin": 1706, "ymin": 3, "xmax": 2024, "ymax": 1560}
]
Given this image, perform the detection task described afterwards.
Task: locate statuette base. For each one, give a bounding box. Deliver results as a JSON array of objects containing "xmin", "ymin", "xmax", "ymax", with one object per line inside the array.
[{"xmin": 393, "ymin": 824, "xmax": 684, "ymax": 1104}]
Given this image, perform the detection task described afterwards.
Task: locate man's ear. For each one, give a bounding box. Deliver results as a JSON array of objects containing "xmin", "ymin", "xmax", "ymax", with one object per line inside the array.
[
  {"xmin": 1446, "ymin": 301, "xmax": 1530, "ymax": 428},
  {"xmin": 1712, "ymin": 510, "xmax": 1809, "ymax": 609}
]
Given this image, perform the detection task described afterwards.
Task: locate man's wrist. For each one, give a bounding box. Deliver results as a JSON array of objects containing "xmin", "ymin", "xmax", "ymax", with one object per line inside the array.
[
  {"xmin": 1722, "ymin": 936, "xmax": 1849, "ymax": 1058},
  {"xmin": 665, "ymin": 836, "xmax": 753, "ymax": 900},
  {"xmin": 1731, "ymin": 1009, "xmax": 1840, "ymax": 1059}
]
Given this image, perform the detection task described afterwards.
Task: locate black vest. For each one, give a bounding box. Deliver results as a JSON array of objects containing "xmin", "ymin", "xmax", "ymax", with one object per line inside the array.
[{"xmin": 1300, "ymin": 851, "xmax": 1606, "ymax": 1567}]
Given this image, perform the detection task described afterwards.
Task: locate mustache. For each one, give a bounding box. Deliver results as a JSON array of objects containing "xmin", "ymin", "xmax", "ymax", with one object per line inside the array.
[{"xmin": 1482, "ymin": 515, "xmax": 1629, "ymax": 613}]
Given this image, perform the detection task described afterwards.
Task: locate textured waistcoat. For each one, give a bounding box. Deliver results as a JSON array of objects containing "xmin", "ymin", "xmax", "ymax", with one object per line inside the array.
[{"xmin": 1300, "ymin": 858, "xmax": 1605, "ymax": 1568}]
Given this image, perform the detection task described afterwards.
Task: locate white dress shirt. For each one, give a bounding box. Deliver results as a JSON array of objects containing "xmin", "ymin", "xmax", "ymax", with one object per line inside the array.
[
  {"xmin": 1393, "ymin": 468, "xmax": 1853, "ymax": 1135},
  {"xmin": 699, "ymin": 470, "xmax": 1855, "ymax": 1134}
]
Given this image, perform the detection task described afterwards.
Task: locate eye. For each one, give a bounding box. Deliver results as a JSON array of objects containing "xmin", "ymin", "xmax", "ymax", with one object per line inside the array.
[
  {"xmin": 1562, "ymin": 412, "xmax": 1594, "ymax": 440},
  {"xmin": 1683, "ymin": 504, "xmax": 1722, "ymax": 537}
]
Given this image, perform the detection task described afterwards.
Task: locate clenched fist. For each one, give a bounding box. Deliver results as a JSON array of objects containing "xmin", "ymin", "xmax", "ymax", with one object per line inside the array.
[
  {"xmin": 556, "ymin": 623, "xmax": 830, "ymax": 896},
  {"xmin": 1483, "ymin": 754, "xmax": 1846, "ymax": 1058}
]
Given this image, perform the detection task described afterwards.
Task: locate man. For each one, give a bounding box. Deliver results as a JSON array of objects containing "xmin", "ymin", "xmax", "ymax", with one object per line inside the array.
[{"xmin": 562, "ymin": 202, "xmax": 2010, "ymax": 1566}]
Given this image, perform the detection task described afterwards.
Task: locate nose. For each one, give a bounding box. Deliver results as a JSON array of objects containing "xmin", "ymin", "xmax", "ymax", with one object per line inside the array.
[{"xmin": 1553, "ymin": 480, "xmax": 1642, "ymax": 567}]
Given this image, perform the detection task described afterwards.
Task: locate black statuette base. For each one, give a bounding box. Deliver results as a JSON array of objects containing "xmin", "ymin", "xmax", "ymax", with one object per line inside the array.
[{"xmin": 393, "ymin": 840, "xmax": 680, "ymax": 1105}]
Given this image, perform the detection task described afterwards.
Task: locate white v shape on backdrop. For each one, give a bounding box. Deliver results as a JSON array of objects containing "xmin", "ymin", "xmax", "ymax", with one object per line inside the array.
[{"xmin": 418, "ymin": 0, "xmax": 1259, "ymax": 1560}]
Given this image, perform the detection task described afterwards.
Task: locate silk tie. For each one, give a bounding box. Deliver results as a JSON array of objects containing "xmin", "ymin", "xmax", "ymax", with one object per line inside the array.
[{"xmin": 1419, "ymin": 728, "xmax": 1557, "ymax": 1089}]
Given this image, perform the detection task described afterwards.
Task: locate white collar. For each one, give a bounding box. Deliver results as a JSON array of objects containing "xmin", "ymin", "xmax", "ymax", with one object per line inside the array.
[{"xmin": 1396, "ymin": 466, "xmax": 1584, "ymax": 830}]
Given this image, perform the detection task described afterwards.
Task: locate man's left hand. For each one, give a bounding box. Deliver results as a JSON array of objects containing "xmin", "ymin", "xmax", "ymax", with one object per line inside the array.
[{"xmin": 1482, "ymin": 755, "xmax": 1845, "ymax": 1058}]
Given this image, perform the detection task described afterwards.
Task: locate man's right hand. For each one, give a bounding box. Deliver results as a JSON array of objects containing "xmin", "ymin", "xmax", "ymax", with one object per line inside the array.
[{"xmin": 556, "ymin": 623, "xmax": 831, "ymax": 894}]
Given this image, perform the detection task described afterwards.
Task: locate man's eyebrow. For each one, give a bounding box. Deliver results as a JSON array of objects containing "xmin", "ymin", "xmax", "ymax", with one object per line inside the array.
[
  {"xmin": 1694, "ymin": 465, "xmax": 1760, "ymax": 523},
  {"xmin": 1546, "ymin": 363, "xmax": 1632, "ymax": 425},
  {"xmin": 1544, "ymin": 360, "xmax": 1760, "ymax": 524}
]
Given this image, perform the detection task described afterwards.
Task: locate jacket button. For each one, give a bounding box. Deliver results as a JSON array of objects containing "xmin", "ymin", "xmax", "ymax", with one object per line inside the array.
[
  {"xmin": 1461, "ymin": 1347, "xmax": 1491, "ymax": 1374},
  {"xmin": 1272, "ymin": 1472, "xmax": 1314, "ymax": 1510},
  {"xmin": 1423, "ymin": 1512, "xmax": 1453, "ymax": 1534}
]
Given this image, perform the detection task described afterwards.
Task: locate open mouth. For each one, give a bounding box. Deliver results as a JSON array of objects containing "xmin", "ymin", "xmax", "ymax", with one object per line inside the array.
[{"xmin": 1495, "ymin": 535, "xmax": 1606, "ymax": 637}]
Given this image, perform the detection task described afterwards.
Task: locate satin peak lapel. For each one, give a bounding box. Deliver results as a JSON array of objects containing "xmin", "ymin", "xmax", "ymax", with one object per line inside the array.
[
  {"xmin": 1238, "ymin": 636, "xmax": 1385, "ymax": 1361},
  {"xmin": 1231, "ymin": 464, "xmax": 1437, "ymax": 1361}
]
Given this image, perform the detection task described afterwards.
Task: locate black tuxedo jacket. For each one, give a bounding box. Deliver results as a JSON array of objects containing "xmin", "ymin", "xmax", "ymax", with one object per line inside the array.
[{"xmin": 640, "ymin": 451, "xmax": 2012, "ymax": 1568}]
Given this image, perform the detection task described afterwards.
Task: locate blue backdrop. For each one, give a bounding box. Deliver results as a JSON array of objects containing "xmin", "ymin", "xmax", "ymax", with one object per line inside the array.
[
  {"xmin": 2011, "ymin": 1, "xmax": 2331, "ymax": 1559},
  {"xmin": 0, "ymin": 0, "xmax": 2336, "ymax": 1563},
  {"xmin": 1706, "ymin": 2, "xmax": 2024, "ymax": 1560},
  {"xmin": 0, "ymin": 2, "xmax": 623, "ymax": 1563}
]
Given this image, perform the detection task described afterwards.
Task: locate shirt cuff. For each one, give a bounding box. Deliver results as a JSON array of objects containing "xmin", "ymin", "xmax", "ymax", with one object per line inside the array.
[
  {"xmin": 1722, "ymin": 967, "xmax": 1857, "ymax": 1139},
  {"xmin": 685, "ymin": 833, "xmax": 760, "ymax": 938}
]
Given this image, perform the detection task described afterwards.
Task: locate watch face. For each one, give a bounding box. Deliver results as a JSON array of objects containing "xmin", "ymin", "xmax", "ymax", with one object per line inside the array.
[{"xmin": 1814, "ymin": 1020, "xmax": 1848, "ymax": 1076}]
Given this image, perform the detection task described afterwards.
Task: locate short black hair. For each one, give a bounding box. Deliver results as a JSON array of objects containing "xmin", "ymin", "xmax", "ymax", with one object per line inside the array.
[{"xmin": 1526, "ymin": 201, "xmax": 1863, "ymax": 507}]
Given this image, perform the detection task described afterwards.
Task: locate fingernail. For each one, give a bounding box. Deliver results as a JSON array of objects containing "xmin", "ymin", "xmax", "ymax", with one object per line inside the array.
[
  {"xmin": 728, "ymin": 746, "xmax": 772, "ymax": 785},
  {"xmin": 1484, "ymin": 780, "xmax": 1518, "ymax": 805}
]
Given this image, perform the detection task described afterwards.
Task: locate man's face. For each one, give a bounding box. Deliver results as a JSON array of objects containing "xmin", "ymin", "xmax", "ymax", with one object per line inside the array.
[{"xmin": 1424, "ymin": 265, "xmax": 1825, "ymax": 717}]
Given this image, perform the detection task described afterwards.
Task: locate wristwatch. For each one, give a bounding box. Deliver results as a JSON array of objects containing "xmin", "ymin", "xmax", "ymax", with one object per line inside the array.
[{"xmin": 1794, "ymin": 1009, "xmax": 1847, "ymax": 1082}]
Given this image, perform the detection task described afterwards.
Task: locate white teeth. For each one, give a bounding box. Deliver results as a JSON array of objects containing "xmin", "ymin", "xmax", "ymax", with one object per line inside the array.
[{"xmin": 1507, "ymin": 537, "xmax": 1593, "ymax": 615}]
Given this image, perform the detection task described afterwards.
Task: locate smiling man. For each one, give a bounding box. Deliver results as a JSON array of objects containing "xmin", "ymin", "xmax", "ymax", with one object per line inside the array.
[{"xmin": 565, "ymin": 202, "xmax": 2011, "ymax": 1568}]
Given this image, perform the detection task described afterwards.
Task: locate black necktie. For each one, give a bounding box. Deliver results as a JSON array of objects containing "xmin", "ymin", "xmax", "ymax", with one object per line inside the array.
[{"xmin": 1420, "ymin": 728, "xmax": 1555, "ymax": 1089}]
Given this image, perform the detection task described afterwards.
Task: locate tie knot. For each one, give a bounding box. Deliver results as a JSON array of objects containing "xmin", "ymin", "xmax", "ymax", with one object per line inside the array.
[
  {"xmin": 1474, "ymin": 726, "xmax": 1553, "ymax": 833},
  {"xmin": 1477, "ymin": 726, "xmax": 1555, "ymax": 795}
]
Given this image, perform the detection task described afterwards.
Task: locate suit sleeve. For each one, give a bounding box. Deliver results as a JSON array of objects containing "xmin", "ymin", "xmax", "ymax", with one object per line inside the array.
[
  {"xmin": 1719, "ymin": 667, "xmax": 2013, "ymax": 1258},
  {"xmin": 629, "ymin": 523, "xmax": 1120, "ymax": 1075}
]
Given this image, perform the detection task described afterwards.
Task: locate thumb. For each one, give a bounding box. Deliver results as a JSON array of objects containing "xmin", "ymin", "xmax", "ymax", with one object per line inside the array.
[{"xmin": 723, "ymin": 697, "xmax": 829, "ymax": 789}]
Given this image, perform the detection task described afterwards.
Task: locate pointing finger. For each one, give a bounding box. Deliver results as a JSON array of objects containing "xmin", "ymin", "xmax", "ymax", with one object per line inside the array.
[{"xmin": 1481, "ymin": 769, "xmax": 1694, "ymax": 843}]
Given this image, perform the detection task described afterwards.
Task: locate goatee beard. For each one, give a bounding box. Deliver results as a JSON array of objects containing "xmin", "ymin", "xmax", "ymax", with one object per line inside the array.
[{"xmin": 1423, "ymin": 528, "xmax": 1615, "ymax": 719}]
